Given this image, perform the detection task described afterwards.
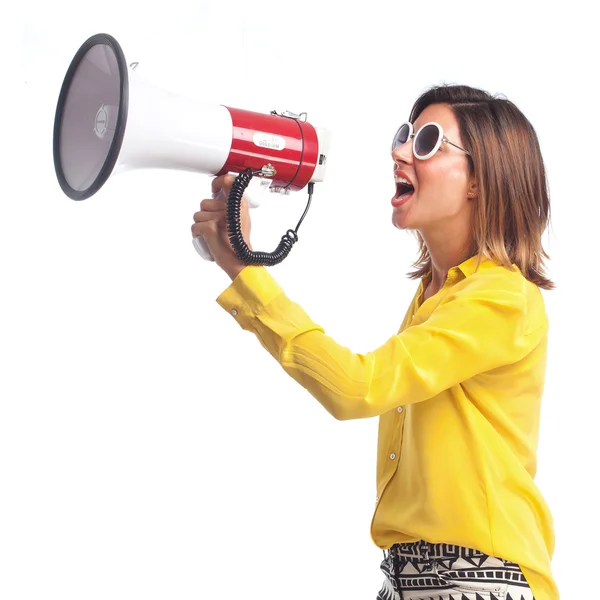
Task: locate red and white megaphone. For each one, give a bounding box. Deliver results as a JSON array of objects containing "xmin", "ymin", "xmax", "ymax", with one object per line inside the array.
[{"xmin": 52, "ymin": 33, "xmax": 332, "ymax": 265}]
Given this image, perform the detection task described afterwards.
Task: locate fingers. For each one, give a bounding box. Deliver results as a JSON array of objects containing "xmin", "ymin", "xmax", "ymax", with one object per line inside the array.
[
  {"xmin": 192, "ymin": 175, "xmax": 252, "ymax": 243},
  {"xmin": 211, "ymin": 174, "xmax": 236, "ymax": 195},
  {"xmin": 192, "ymin": 207, "xmax": 224, "ymax": 223},
  {"xmin": 191, "ymin": 202, "xmax": 225, "ymax": 237},
  {"xmin": 194, "ymin": 192, "xmax": 249, "ymax": 220},
  {"xmin": 191, "ymin": 218, "xmax": 219, "ymax": 238},
  {"xmin": 192, "ymin": 210, "xmax": 216, "ymax": 223},
  {"xmin": 198, "ymin": 198, "xmax": 227, "ymax": 212}
]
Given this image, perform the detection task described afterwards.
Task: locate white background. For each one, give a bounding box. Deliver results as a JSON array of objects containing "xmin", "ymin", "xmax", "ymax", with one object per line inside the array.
[{"xmin": 6, "ymin": 1, "xmax": 598, "ymax": 598}]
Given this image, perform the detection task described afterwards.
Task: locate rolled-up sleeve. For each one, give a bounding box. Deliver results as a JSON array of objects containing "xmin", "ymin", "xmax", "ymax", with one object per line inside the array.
[{"xmin": 216, "ymin": 266, "xmax": 546, "ymax": 421}]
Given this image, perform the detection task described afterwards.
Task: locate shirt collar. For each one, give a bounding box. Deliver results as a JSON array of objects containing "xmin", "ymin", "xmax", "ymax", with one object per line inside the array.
[
  {"xmin": 455, "ymin": 253, "xmax": 498, "ymax": 278},
  {"xmin": 420, "ymin": 253, "xmax": 499, "ymax": 291}
]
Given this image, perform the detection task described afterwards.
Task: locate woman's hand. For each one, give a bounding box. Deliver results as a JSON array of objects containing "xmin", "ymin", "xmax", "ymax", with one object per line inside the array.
[{"xmin": 192, "ymin": 174, "xmax": 253, "ymax": 280}]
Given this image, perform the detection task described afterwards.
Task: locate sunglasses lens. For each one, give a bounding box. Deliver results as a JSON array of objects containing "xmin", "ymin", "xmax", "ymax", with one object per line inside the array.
[
  {"xmin": 392, "ymin": 123, "xmax": 410, "ymax": 151},
  {"xmin": 414, "ymin": 124, "xmax": 440, "ymax": 157}
]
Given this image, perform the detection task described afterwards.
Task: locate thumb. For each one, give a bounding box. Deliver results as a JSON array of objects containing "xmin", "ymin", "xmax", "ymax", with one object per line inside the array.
[{"xmin": 211, "ymin": 174, "xmax": 236, "ymax": 197}]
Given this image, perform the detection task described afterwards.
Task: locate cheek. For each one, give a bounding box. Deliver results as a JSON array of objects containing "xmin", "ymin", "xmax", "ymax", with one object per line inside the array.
[
  {"xmin": 417, "ymin": 161, "xmax": 468, "ymax": 195},
  {"xmin": 415, "ymin": 162, "xmax": 445, "ymax": 193}
]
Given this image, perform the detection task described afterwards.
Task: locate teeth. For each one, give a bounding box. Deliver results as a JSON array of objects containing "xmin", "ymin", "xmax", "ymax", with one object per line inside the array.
[{"xmin": 395, "ymin": 176, "xmax": 413, "ymax": 186}]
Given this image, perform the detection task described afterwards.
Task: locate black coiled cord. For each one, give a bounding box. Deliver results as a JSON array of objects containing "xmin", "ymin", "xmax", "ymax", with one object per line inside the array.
[{"xmin": 226, "ymin": 168, "xmax": 314, "ymax": 266}]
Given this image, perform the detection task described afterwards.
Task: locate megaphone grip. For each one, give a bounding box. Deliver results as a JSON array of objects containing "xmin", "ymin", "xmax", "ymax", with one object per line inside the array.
[
  {"xmin": 192, "ymin": 184, "xmax": 258, "ymax": 263},
  {"xmin": 192, "ymin": 189, "xmax": 225, "ymax": 261},
  {"xmin": 193, "ymin": 236, "xmax": 214, "ymax": 261}
]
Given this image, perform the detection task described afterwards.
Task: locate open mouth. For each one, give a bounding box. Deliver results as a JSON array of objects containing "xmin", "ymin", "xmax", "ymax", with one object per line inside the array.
[
  {"xmin": 393, "ymin": 181, "xmax": 415, "ymax": 206},
  {"xmin": 396, "ymin": 181, "xmax": 415, "ymax": 198}
]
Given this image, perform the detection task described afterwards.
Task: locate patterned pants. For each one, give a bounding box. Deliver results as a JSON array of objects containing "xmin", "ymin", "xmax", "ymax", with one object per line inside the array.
[{"xmin": 377, "ymin": 541, "xmax": 535, "ymax": 600}]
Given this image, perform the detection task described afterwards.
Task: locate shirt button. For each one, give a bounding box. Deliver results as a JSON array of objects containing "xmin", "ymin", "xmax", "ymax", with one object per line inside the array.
[
  {"xmin": 375, "ymin": 496, "xmax": 379, "ymax": 504},
  {"xmin": 231, "ymin": 309, "xmax": 238, "ymax": 316},
  {"xmin": 389, "ymin": 453, "xmax": 396, "ymax": 460},
  {"xmin": 397, "ymin": 406, "xmax": 403, "ymax": 413}
]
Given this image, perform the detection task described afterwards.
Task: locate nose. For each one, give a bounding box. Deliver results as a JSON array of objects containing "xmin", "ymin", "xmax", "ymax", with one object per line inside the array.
[{"xmin": 391, "ymin": 138, "xmax": 413, "ymax": 165}]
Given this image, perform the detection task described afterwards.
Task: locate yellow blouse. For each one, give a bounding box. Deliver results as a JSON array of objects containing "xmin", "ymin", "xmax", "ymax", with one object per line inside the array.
[{"xmin": 216, "ymin": 254, "xmax": 558, "ymax": 600}]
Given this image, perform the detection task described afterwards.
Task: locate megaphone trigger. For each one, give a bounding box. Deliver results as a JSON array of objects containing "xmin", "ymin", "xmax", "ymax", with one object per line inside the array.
[{"xmin": 244, "ymin": 176, "xmax": 272, "ymax": 208}]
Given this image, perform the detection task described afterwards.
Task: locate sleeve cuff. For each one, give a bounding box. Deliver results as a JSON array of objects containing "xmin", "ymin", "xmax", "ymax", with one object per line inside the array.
[{"xmin": 216, "ymin": 265, "xmax": 285, "ymax": 327}]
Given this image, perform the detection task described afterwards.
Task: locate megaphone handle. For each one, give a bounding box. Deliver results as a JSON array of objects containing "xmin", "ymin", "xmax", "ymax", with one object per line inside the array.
[
  {"xmin": 194, "ymin": 182, "xmax": 264, "ymax": 261},
  {"xmin": 192, "ymin": 236, "xmax": 214, "ymax": 261}
]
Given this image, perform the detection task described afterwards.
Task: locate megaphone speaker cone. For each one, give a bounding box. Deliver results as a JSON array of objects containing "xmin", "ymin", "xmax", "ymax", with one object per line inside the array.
[{"xmin": 53, "ymin": 33, "xmax": 129, "ymax": 200}]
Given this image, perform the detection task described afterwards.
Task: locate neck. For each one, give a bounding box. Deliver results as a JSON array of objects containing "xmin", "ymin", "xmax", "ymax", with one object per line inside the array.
[{"xmin": 420, "ymin": 225, "xmax": 475, "ymax": 294}]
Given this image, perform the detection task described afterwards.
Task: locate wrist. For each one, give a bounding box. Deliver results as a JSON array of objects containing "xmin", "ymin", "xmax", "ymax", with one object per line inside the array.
[{"xmin": 224, "ymin": 262, "xmax": 247, "ymax": 281}]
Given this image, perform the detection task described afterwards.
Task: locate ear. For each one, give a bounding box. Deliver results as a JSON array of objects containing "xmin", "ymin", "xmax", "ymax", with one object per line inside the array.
[{"xmin": 467, "ymin": 179, "xmax": 478, "ymax": 199}]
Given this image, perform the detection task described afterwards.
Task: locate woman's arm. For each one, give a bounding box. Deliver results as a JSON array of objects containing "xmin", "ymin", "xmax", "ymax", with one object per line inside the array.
[{"xmin": 217, "ymin": 266, "xmax": 546, "ymax": 420}]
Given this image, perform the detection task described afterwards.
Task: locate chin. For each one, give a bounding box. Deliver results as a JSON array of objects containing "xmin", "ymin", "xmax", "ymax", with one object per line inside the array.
[{"xmin": 392, "ymin": 212, "xmax": 418, "ymax": 231}]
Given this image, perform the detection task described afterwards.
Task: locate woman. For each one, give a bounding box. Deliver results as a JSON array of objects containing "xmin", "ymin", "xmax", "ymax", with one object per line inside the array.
[{"xmin": 191, "ymin": 84, "xmax": 558, "ymax": 600}]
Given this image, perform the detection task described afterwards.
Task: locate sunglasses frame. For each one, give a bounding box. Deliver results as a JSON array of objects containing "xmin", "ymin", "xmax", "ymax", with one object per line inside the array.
[{"xmin": 391, "ymin": 121, "xmax": 470, "ymax": 160}]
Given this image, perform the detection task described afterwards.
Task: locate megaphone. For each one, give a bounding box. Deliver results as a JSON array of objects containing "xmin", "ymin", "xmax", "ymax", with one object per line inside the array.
[{"xmin": 52, "ymin": 33, "xmax": 332, "ymax": 265}]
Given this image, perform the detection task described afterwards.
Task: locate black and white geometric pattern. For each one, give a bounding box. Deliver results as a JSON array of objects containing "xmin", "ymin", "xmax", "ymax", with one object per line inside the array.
[{"xmin": 376, "ymin": 541, "xmax": 534, "ymax": 600}]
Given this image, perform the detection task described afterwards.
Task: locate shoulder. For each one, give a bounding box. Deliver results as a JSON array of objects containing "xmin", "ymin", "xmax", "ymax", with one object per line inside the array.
[{"xmin": 456, "ymin": 262, "xmax": 549, "ymax": 335}]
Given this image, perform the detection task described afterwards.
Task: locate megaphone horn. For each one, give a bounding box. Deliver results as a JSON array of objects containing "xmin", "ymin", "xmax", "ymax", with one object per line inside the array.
[{"xmin": 53, "ymin": 33, "xmax": 332, "ymax": 265}]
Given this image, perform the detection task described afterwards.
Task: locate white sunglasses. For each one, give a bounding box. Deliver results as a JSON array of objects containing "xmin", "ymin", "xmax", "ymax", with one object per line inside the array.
[{"xmin": 391, "ymin": 121, "xmax": 470, "ymax": 160}]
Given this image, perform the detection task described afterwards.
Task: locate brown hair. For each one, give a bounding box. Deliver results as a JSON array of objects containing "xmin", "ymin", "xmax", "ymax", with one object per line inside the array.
[{"xmin": 406, "ymin": 84, "xmax": 555, "ymax": 290}]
